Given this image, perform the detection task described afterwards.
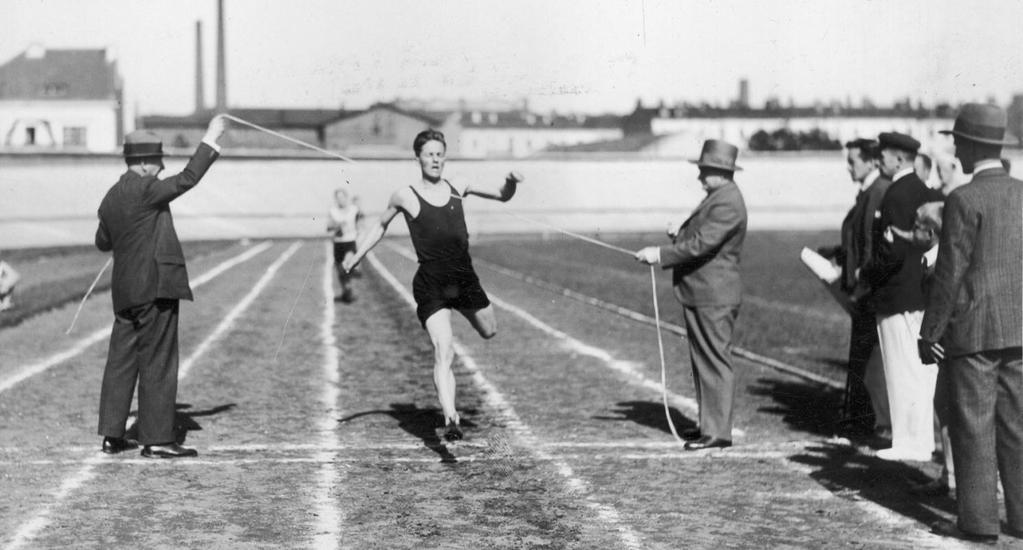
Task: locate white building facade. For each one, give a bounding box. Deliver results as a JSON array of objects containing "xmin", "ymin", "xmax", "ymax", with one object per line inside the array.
[{"xmin": 0, "ymin": 46, "xmax": 124, "ymax": 152}]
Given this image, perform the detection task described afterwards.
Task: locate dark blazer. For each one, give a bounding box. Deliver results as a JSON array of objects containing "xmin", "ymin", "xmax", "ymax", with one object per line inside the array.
[
  {"xmin": 920, "ymin": 166, "xmax": 1023, "ymax": 356},
  {"xmin": 96, "ymin": 143, "xmax": 219, "ymax": 313},
  {"xmin": 830, "ymin": 174, "xmax": 893, "ymax": 294},
  {"xmin": 660, "ymin": 181, "xmax": 748, "ymax": 307},
  {"xmin": 861, "ymin": 172, "xmax": 935, "ymax": 315}
]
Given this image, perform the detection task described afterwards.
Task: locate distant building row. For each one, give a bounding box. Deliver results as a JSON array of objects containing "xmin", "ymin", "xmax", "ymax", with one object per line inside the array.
[
  {"xmin": 140, "ymin": 102, "xmax": 623, "ymax": 159},
  {"xmin": 2, "ymin": 46, "xmax": 1020, "ymax": 158}
]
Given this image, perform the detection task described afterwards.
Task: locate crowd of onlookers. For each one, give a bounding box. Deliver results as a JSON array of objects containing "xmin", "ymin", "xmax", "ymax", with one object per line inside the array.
[{"xmin": 823, "ymin": 103, "xmax": 1022, "ymax": 544}]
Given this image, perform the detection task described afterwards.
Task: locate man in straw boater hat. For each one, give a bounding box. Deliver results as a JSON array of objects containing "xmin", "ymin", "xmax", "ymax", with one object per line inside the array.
[
  {"xmin": 94, "ymin": 116, "xmax": 227, "ymax": 458},
  {"xmin": 635, "ymin": 139, "xmax": 748, "ymax": 451},
  {"xmin": 919, "ymin": 103, "xmax": 1022, "ymax": 544}
]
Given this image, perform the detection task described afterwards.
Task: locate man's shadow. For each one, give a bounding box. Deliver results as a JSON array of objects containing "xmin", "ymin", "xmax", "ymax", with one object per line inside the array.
[
  {"xmin": 749, "ymin": 377, "xmax": 850, "ymax": 438},
  {"xmin": 125, "ymin": 403, "xmax": 237, "ymax": 444},
  {"xmin": 752, "ymin": 378, "xmax": 955, "ymax": 522},
  {"xmin": 337, "ymin": 403, "xmax": 479, "ymax": 464},
  {"xmin": 789, "ymin": 442, "xmax": 956, "ymax": 525},
  {"xmin": 593, "ymin": 400, "xmax": 697, "ymax": 436}
]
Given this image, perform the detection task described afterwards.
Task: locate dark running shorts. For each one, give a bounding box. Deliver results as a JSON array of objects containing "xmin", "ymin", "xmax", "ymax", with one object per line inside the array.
[
  {"xmin": 332, "ymin": 241, "xmax": 357, "ymax": 262},
  {"xmin": 412, "ymin": 257, "xmax": 491, "ymax": 328}
]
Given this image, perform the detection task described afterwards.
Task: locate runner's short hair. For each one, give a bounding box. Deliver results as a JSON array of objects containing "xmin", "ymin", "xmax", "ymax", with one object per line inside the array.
[{"xmin": 413, "ymin": 129, "xmax": 446, "ymax": 156}]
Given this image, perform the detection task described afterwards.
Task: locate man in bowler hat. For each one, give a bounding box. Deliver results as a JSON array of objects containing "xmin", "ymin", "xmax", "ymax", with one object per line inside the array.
[
  {"xmin": 920, "ymin": 103, "xmax": 1023, "ymax": 544},
  {"xmin": 95, "ymin": 116, "xmax": 227, "ymax": 458},
  {"xmin": 859, "ymin": 131, "xmax": 940, "ymax": 462},
  {"xmin": 635, "ymin": 139, "xmax": 748, "ymax": 451}
]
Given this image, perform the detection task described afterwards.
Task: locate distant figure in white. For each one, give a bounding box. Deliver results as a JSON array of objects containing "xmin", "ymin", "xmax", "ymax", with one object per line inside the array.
[
  {"xmin": 327, "ymin": 186, "xmax": 361, "ymax": 303},
  {"xmin": 343, "ymin": 129, "xmax": 522, "ymax": 442},
  {"xmin": 0, "ymin": 256, "xmax": 19, "ymax": 311}
]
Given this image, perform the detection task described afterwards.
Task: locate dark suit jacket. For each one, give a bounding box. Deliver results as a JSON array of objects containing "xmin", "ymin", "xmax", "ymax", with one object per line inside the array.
[
  {"xmin": 830, "ymin": 174, "xmax": 893, "ymax": 294},
  {"xmin": 861, "ymin": 172, "xmax": 936, "ymax": 315},
  {"xmin": 920, "ymin": 166, "xmax": 1023, "ymax": 356},
  {"xmin": 96, "ymin": 143, "xmax": 219, "ymax": 313},
  {"xmin": 660, "ymin": 181, "xmax": 748, "ymax": 307}
]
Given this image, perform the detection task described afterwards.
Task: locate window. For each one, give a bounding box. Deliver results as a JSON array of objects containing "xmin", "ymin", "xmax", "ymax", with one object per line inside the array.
[
  {"xmin": 63, "ymin": 126, "xmax": 87, "ymax": 147},
  {"xmin": 42, "ymin": 83, "xmax": 69, "ymax": 97}
]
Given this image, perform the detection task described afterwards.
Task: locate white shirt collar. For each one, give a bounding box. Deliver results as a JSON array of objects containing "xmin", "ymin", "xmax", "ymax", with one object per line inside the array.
[
  {"xmin": 892, "ymin": 167, "xmax": 915, "ymax": 182},
  {"xmin": 860, "ymin": 169, "xmax": 880, "ymax": 192},
  {"xmin": 973, "ymin": 159, "xmax": 1003, "ymax": 175}
]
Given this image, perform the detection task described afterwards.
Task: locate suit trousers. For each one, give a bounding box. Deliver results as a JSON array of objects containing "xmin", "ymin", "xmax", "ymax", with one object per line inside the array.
[
  {"xmin": 845, "ymin": 307, "xmax": 889, "ymax": 430},
  {"xmin": 683, "ymin": 305, "xmax": 739, "ymax": 440},
  {"xmin": 948, "ymin": 347, "xmax": 1023, "ymax": 535},
  {"xmin": 97, "ymin": 299, "xmax": 180, "ymax": 445},
  {"xmin": 876, "ymin": 311, "xmax": 937, "ymax": 454}
]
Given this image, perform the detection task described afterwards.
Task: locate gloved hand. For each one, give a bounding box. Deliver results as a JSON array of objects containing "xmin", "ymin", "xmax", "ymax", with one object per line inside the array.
[{"xmin": 635, "ymin": 247, "xmax": 660, "ymax": 265}]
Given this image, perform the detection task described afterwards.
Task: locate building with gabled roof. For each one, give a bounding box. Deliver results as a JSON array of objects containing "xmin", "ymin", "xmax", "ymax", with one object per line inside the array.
[
  {"xmin": 323, "ymin": 102, "xmax": 456, "ymax": 157},
  {"xmin": 0, "ymin": 45, "xmax": 124, "ymax": 151}
]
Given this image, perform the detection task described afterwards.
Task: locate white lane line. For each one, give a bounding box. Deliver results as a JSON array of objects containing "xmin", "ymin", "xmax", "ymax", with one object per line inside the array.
[
  {"xmin": 311, "ymin": 241, "xmax": 342, "ymax": 550},
  {"xmin": 0, "ymin": 241, "xmax": 273, "ymax": 395},
  {"xmin": 3, "ymin": 242, "xmax": 298, "ymax": 550},
  {"xmin": 384, "ymin": 243, "xmax": 727, "ymax": 435},
  {"xmin": 178, "ymin": 242, "xmax": 300, "ymax": 380},
  {"xmin": 366, "ymin": 251, "xmax": 645, "ymax": 550},
  {"xmin": 0, "ymin": 437, "xmax": 850, "ymax": 455},
  {"xmin": 2, "ymin": 451, "xmax": 797, "ymax": 466}
]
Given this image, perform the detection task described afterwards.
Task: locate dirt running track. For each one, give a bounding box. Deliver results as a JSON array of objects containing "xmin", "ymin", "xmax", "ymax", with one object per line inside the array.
[{"xmin": 0, "ymin": 238, "xmax": 1016, "ymax": 549}]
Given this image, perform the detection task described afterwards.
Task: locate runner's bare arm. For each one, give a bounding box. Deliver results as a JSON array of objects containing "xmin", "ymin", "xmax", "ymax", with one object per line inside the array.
[
  {"xmin": 341, "ymin": 190, "xmax": 407, "ymax": 272},
  {"xmin": 464, "ymin": 172, "xmax": 523, "ymax": 201}
]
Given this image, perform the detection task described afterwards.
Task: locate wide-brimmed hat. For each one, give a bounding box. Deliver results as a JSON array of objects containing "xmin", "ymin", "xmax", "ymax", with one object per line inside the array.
[
  {"xmin": 689, "ymin": 139, "xmax": 742, "ymax": 171},
  {"xmin": 878, "ymin": 132, "xmax": 920, "ymax": 153},
  {"xmin": 123, "ymin": 130, "xmax": 165, "ymax": 158},
  {"xmin": 939, "ymin": 103, "xmax": 1019, "ymax": 146}
]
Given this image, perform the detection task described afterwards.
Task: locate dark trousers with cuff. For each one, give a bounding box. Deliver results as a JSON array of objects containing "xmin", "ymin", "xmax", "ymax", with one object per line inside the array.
[
  {"xmin": 97, "ymin": 299, "xmax": 180, "ymax": 446},
  {"xmin": 683, "ymin": 305, "xmax": 740, "ymax": 441}
]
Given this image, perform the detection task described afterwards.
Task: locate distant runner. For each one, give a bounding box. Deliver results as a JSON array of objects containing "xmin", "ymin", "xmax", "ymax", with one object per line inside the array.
[
  {"xmin": 343, "ymin": 129, "xmax": 522, "ymax": 441},
  {"xmin": 327, "ymin": 186, "xmax": 362, "ymax": 303}
]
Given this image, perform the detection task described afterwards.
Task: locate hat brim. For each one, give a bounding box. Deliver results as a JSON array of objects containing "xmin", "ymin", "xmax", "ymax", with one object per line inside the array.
[
  {"xmin": 939, "ymin": 129, "xmax": 1020, "ymax": 147},
  {"xmin": 123, "ymin": 152, "xmax": 166, "ymax": 158},
  {"xmin": 689, "ymin": 159, "xmax": 742, "ymax": 171}
]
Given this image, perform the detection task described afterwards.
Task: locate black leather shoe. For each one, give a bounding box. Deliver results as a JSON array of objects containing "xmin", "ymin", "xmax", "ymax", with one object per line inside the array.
[
  {"xmin": 681, "ymin": 428, "xmax": 702, "ymax": 441},
  {"xmin": 930, "ymin": 520, "xmax": 997, "ymax": 544},
  {"xmin": 683, "ymin": 436, "xmax": 732, "ymax": 451},
  {"xmin": 443, "ymin": 423, "xmax": 464, "ymax": 442},
  {"xmin": 101, "ymin": 437, "xmax": 138, "ymax": 454},
  {"xmin": 141, "ymin": 443, "xmax": 198, "ymax": 458}
]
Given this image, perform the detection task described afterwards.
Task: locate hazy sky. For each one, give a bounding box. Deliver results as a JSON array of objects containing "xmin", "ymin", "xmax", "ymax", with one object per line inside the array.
[{"xmin": 4, "ymin": 0, "xmax": 1022, "ymax": 115}]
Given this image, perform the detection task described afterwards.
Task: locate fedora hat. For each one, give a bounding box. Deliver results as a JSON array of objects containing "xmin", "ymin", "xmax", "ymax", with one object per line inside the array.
[
  {"xmin": 939, "ymin": 103, "xmax": 1019, "ymax": 146},
  {"xmin": 123, "ymin": 130, "xmax": 165, "ymax": 158},
  {"xmin": 689, "ymin": 139, "xmax": 742, "ymax": 171}
]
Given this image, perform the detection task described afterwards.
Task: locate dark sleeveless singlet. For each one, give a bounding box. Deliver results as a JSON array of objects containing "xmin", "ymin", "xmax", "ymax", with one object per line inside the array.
[
  {"xmin": 404, "ymin": 181, "xmax": 490, "ymax": 327},
  {"xmin": 405, "ymin": 181, "xmax": 469, "ymax": 263}
]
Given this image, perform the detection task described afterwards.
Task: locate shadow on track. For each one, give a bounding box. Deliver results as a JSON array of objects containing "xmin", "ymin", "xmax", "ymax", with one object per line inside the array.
[
  {"xmin": 593, "ymin": 400, "xmax": 697, "ymax": 435},
  {"xmin": 749, "ymin": 377, "xmax": 846, "ymax": 437},
  {"xmin": 124, "ymin": 402, "xmax": 237, "ymax": 444},
  {"xmin": 338, "ymin": 403, "xmax": 479, "ymax": 464},
  {"xmin": 789, "ymin": 442, "xmax": 955, "ymax": 527}
]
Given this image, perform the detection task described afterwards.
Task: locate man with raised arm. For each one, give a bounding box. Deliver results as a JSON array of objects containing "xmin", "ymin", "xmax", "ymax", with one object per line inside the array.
[{"xmin": 95, "ymin": 116, "xmax": 227, "ymax": 458}]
